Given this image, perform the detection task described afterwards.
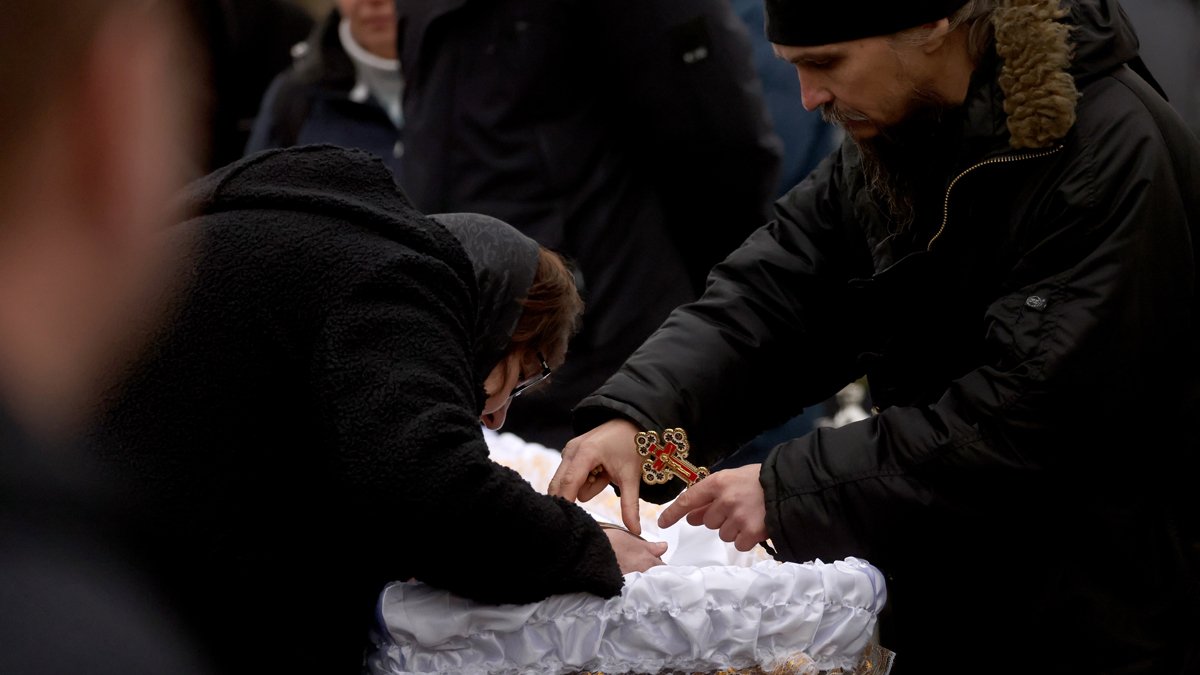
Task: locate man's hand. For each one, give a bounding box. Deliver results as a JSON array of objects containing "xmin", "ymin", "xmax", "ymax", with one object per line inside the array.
[
  {"xmin": 657, "ymin": 463, "xmax": 768, "ymax": 552},
  {"xmin": 548, "ymin": 418, "xmax": 644, "ymax": 533},
  {"xmin": 603, "ymin": 527, "xmax": 668, "ymax": 574}
]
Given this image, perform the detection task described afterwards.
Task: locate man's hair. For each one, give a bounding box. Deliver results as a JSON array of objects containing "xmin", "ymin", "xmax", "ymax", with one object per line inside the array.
[
  {"xmin": 507, "ymin": 249, "xmax": 584, "ymax": 371},
  {"xmin": 893, "ymin": 0, "xmax": 998, "ymax": 63}
]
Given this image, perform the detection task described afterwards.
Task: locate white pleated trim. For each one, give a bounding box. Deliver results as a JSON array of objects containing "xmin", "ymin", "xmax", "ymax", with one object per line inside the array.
[{"xmin": 371, "ymin": 558, "xmax": 886, "ymax": 675}]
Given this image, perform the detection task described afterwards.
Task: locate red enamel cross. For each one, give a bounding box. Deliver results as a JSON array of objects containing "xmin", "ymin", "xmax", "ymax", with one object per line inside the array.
[{"xmin": 635, "ymin": 428, "xmax": 709, "ymax": 487}]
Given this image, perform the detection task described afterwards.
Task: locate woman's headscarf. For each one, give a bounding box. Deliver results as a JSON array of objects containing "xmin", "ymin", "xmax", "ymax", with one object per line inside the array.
[{"xmin": 427, "ymin": 213, "xmax": 541, "ymax": 379}]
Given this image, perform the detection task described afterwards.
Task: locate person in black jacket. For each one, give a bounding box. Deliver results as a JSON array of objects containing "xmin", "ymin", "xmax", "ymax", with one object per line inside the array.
[
  {"xmin": 246, "ymin": 0, "xmax": 406, "ymax": 177},
  {"xmin": 395, "ymin": 0, "xmax": 783, "ymax": 449},
  {"xmin": 93, "ymin": 145, "xmax": 666, "ymax": 675},
  {"xmin": 549, "ymin": 0, "xmax": 1200, "ymax": 672}
]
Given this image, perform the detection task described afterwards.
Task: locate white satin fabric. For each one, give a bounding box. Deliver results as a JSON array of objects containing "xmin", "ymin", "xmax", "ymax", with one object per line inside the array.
[
  {"xmin": 368, "ymin": 430, "xmax": 888, "ymax": 674},
  {"xmin": 371, "ymin": 557, "xmax": 886, "ymax": 675}
]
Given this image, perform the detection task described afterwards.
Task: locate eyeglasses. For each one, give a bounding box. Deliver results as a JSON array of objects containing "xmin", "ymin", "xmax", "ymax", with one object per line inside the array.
[{"xmin": 509, "ymin": 352, "xmax": 551, "ymax": 400}]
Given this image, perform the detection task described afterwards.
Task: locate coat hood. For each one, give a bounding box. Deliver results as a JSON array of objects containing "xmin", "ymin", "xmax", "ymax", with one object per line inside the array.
[
  {"xmin": 1066, "ymin": 0, "xmax": 1142, "ymax": 80},
  {"xmin": 180, "ymin": 145, "xmax": 423, "ymax": 234},
  {"xmin": 178, "ymin": 145, "xmax": 536, "ymax": 382}
]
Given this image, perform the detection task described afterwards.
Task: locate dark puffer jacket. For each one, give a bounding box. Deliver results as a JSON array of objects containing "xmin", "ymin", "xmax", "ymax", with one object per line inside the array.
[
  {"xmin": 577, "ymin": 1, "xmax": 1200, "ymax": 672},
  {"xmin": 94, "ymin": 146, "xmax": 621, "ymax": 675}
]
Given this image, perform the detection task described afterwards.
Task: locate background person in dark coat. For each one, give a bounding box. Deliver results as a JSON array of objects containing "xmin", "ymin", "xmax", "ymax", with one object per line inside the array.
[
  {"xmin": 1, "ymin": 1, "xmax": 212, "ymax": 673},
  {"xmin": 550, "ymin": 0, "xmax": 1200, "ymax": 672},
  {"xmin": 94, "ymin": 146, "xmax": 664, "ymax": 675},
  {"xmin": 247, "ymin": 0, "xmax": 406, "ymax": 177},
  {"xmin": 730, "ymin": 0, "xmax": 841, "ymax": 196},
  {"xmin": 725, "ymin": 0, "xmax": 844, "ymax": 461},
  {"xmin": 394, "ymin": 0, "xmax": 783, "ymax": 449}
]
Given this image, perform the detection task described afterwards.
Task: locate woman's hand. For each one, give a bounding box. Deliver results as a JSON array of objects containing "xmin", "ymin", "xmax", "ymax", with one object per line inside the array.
[{"xmin": 602, "ymin": 526, "xmax": 668, "ymax": 574}]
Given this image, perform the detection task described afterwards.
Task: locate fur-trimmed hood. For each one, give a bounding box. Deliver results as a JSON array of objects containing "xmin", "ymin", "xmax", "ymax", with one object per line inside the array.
[{"xmin": 990, "ymin": 0, "xmax": 1143, "ymax": 148}]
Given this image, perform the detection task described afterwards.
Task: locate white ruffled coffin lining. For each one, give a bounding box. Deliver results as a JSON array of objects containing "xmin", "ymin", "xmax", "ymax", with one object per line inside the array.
[{"xmin": 370, "ymin": 557, "xmax": 887, "ymax": 675}]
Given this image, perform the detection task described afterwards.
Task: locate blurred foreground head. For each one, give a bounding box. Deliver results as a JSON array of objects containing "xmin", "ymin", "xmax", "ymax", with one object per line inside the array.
[{"xmin": 0, "ymin": 0, "xmax": 204, "ymax": 440}]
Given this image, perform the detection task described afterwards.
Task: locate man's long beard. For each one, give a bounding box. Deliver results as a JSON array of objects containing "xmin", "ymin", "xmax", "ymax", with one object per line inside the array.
[{"xmin": 822, "ymin": 89, "xmax": 956, "ymax": 232}]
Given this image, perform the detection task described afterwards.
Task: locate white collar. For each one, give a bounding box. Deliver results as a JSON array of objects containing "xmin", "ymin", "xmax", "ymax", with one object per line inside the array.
[{"xmin": 338, "ymin": 18, "xmax": 399, "ymax": 74}]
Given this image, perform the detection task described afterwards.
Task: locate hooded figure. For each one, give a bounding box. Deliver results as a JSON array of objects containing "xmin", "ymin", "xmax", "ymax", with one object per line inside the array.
[{"xmin": 92, "ymin": 146, "xmax": 625, "ymax": 675}]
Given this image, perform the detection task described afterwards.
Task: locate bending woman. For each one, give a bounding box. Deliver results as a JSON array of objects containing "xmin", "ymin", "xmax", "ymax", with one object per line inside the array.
[{"xmin": 93, "ymin": 146, "xmax": 664, "ymax": 675}]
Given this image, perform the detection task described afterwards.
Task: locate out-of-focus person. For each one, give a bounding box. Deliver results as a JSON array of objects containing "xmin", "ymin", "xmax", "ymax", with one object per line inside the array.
[
  {"xmin": 0, "ymin": 1, "xmax": 211, "ymax": 673},
  {"xmin": 246, "ymin": 0, "xmax": 406, "ymax": 177},
  {"xmin": 394, "ymin": 0, "xmax": 783, "ymax": 449}
]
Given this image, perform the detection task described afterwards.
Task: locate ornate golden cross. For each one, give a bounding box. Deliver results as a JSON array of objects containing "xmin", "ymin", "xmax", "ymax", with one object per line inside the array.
[{"xmin": 635, "ymin": 428, "xmax": 709, "ymax": 487}]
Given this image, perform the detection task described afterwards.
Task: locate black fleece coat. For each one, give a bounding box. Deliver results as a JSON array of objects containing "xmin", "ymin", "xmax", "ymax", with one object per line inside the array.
[
  {"xmin": 94, "ymin": 146, "xmax": 621, "ymax": 675},
  {"xmin": 578, "ymin": 1, "xmax": 1200, "ymax": 673}
]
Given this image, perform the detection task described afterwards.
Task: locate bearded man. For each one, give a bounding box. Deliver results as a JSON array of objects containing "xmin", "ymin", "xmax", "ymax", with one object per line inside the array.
[{"xmin": 548, "ymin": 0, "xmax": 1200, "ymax": 672}]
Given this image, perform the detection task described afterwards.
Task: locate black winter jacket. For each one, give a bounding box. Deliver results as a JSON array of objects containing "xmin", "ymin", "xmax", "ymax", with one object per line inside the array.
[
  {"xmin": 578, "ymin": 1, "xmax": 1200, "ymax": 672},
  {"xmin": 94, "ymin": 147, "xmax": 621, "ymax": 675},
  {"xmin": 395, "ymin": 0, "xmax": 782, "ymax": 447}
]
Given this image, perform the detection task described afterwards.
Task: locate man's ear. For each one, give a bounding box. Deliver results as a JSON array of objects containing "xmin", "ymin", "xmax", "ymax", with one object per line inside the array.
[{"xmin": 920, "ymin": 18, "xmax": 954, "ymax": 54}]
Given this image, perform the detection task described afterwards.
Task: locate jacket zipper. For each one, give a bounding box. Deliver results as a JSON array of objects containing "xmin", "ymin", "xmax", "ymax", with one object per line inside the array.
[{"xmin": 927, "ymin": 145, "xmax": 1065, "ymax": 251}]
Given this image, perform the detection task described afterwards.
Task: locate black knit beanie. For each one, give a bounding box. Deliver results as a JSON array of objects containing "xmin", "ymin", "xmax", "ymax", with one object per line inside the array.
[{"xmin": 765, "ymin": 0, "xmax": 971, "ymax": 46}]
